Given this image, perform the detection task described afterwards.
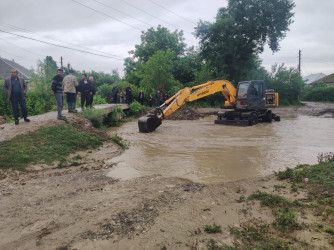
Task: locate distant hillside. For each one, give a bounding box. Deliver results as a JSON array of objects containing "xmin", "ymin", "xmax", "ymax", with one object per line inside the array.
[{"xmin": 0, "ymin": 57, "xmax": 31, "ymax": 80}]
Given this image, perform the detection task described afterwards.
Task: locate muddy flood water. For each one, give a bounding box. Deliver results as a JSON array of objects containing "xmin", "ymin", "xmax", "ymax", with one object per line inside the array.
[{"xmin": 107, "ymin": 115, "xmax": 334, "ymax": 184}]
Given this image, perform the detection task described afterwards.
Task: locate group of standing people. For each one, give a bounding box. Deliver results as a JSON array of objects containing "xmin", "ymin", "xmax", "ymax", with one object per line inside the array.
[
  {"xmin": 51, "ymin": 69, "xmax": 96, "ymax": 120},
  {"xmin": 109, "ymin": 85, "xmax": 168, "ymax": 108},
  {"xmin": 110, "ymin": 84, "xmax": 133, "ymax": 105}
]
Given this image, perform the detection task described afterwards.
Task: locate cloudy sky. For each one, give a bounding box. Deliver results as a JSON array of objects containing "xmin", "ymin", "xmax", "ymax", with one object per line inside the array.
[{"xmin": 0, "ymin": 0, "xmax": 333, "ymax": 78}]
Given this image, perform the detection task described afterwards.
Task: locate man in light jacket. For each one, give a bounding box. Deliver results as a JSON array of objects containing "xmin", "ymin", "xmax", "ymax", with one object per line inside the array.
[{"xmin": 63, "ymin": 69, "xmax": 79, "ymax": 113}]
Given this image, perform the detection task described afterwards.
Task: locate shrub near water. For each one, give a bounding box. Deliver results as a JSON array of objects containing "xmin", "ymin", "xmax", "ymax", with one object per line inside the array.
[{"xmin": 0, "ymin": 125, "xmax": 104, "ymax": 170}]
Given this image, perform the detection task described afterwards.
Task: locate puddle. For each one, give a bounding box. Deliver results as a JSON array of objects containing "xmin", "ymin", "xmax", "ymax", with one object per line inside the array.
[{"xmin": 107, "ymin": 115, "xmax": 334, "ymax": 183}]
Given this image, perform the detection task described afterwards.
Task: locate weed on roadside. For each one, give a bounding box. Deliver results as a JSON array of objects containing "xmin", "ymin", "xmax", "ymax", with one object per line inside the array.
[
  {"xmin": 111, "ymin": 134, "xmax": 128, "ymax": 150},
  {"xmin": 273, "ymin": 208, "xmax": 300, "ymax": 232},
  {"xmin": 204, "ymin": 223, "xmax": 222, "ymax": 234},
  {"xmin": 248, "ymin": 191, "xmax": 292, "ymax": 208}
]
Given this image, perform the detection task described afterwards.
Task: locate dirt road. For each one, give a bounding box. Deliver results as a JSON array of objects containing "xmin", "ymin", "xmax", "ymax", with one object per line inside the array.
[{"xmin": 0, "ymin": 102, "xmax": 333, "ymax": 249}]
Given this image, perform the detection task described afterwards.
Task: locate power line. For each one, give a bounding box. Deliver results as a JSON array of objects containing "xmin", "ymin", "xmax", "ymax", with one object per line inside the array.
[
  {"xmin": 147, "ymin": 0, "xmax": 197, "ymax": 25},
  {"xmin": 0, "ymin": 29, "xmax": 125, "ymax": 60},
  {"xmin": 69, "ymin": 0, "xmax": 142, "ymax": 31},
  {"xmin": 0, "ymin": 37, "xmax": 45, "ymax": 57},
  {"xmin": 118, "ymin": 0, "xmax": 197, "ymax": 41},
  {"xmin": 0, "ymin": 21, "xmax": 124, "ymax": 59},
  {"xmin": 91, "ymin": 0, "xmax": 152, "ymax": 27}
]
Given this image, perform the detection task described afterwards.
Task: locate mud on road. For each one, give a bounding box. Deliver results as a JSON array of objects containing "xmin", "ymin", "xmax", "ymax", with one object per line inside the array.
[{"xmin": 0, "ymin": 102, "xmax": 333, "ymax": 249}]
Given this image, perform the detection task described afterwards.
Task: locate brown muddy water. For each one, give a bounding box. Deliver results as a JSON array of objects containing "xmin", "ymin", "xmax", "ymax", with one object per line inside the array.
[{"xmin": 107, "ymin": 115, "xmax": 334, "ymax": 184}]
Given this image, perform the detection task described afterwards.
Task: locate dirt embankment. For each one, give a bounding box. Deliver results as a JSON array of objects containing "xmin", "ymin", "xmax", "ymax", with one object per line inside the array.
[{"xmin": 0, "ymin": 102, "xmax": 333, "ymax": 249}]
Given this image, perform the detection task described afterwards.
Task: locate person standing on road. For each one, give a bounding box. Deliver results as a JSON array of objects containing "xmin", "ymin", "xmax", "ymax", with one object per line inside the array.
[
  {"xmin": 78, "ymin": 74, "xmax": 90, "ymax": 109},
  {"xmin": 63, "ymin": 69, "xmax": 79, "ymax": 113},
  {"xmin": 138, "ymin": 90, "xmax": 144, "ymax": 105},
  {"xmin": 112, "ymin": 84, "xmax": 118, "ymax": 103},
  {"xmin": 125, "ymin": 84, "xmax": 132, "ymax": 104},
  {"xmin": 3, "ymin": 69, "xmax": 30, "ymax": 125},
  {"xmin": 155, "ymin": 90, "xmax": 162, "ymax": 107},
  {"xmin": 119, "ymin": 89, "xmax": 124, "ymax": 103},
  {"xmin": 51, "ymin": 69, "xmax": 66, "ymax": 120},
  {"xmin": 87, "ymin": 76, "xmax": 97, "ymax": 108},
  {"xmin": 149, "ymin": 93, "xmax": 153, "ymax": 107}
]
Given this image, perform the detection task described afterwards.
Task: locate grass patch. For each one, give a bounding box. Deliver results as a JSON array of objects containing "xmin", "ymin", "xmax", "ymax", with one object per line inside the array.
[
  {"xmin": 273, "ymin": 208, "xmax": 300, "ymax": 232},
  {"xmin": 0, "ymin": 125, "xmax": 105, "ymax": 170},
  {"xmin": 204, "ymin": 223, "xmax": 222, "ymax": 234},
  {"xmin": 228, "ymin": 221, "xmax": 297, "ymax": 249},
  {"xmin": 111, "ymin": 134, "xmax": 128, "ymax": 150},
  {"xmin": 81, "ymin": 107, "xmax": 125, "ymax": 128},
  {"xmin": 248, "ymin": 191, "xmax": 292, "ymax": 208},
  {"xmin": 81, "ymin": 108, "xmax": 106, "ymax": 128},
  {"xmin": 206, "ymin": 239, "xmax": 235, "ymax": 250}
]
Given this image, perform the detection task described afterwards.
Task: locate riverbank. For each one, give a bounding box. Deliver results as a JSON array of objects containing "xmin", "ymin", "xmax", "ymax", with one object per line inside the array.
[{"xmin": 0, "ymin": 102, "xmax": 333, "ymax": 249}]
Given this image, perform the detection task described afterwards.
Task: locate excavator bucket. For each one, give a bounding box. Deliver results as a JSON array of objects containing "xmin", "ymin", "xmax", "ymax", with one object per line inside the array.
[{"xmin": 138, "ymin": 115, "xmax": 162, "ymax": 133}]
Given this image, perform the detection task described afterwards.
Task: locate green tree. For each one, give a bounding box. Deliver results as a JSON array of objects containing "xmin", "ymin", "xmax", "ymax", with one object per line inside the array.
[
  {"xmin": 132, "ymin": 25, "xmax": 186, "ymax": 63},
  {"xmin": 139, "ymin": 50, "xmax": 176, "ymax": 94},
  {"xmin": 124, "ymin": 25, "xmax": 194, "ymax": 86},
  {"xmin": 195, "ymin": 0, "xmax": 295, "ymax": 83},
  {"xmin": 267, "ymin": 64, "xmax": 305, "ymax": 105}
]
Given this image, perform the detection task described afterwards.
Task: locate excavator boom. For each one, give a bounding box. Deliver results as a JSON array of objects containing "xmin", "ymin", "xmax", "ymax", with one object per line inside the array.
[{"xmin": 138, "ymin": 80, "xmax": 237, "ymax": 133}]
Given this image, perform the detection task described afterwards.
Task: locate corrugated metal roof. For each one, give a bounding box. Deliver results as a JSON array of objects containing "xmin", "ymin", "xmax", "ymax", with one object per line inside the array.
[
  {"xmin": 303, "ymin": 73, "xmax": 327, "ymax": 84},
  {"xmin": 312, "ymin": 73, "xmax": 334, "ymax": 84},
  {"xmin": 0, "ymin": 57, "xmax": 31, "ymax": 80}
]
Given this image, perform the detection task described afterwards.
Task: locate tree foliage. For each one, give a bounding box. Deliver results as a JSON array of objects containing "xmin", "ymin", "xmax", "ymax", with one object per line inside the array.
[
  {"xmin": 124, "ymin": 26, "xmax": 198, "ymax": 88},
  {"xmin": 267, "ymin": 64, "xmax": 305, "ymax": 105},
  {"xmin": 139, "ymin": 50, "xmax": 176, "ymax": 94},
  {"xmin": 302, "ymin": 85, "xmax": 334, "ymax": 102},
  {"xmin": 195, "ymin": 0, "xmax": 295, "ymax": 83},
  {"xmin": 132, "ymin": 25, "xmax": 186, "ymax": 63}
]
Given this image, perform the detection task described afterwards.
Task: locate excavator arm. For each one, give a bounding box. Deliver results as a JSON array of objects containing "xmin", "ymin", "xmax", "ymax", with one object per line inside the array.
[{"xmin": 138, "ymin": 80, "xmax": 237, "ymax": 133}]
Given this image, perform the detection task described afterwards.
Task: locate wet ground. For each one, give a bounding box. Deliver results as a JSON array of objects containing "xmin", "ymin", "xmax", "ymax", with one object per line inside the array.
[
  {"xmin": 108, "ymin": 103, "xmax": 334, "ymax": 184},
  {"xmin": 0, "ymin": 102, "xmax": 333, "ymax": 249}
]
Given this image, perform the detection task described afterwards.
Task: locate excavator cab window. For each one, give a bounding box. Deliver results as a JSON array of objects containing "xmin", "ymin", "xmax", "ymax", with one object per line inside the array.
[{"xmin": 237, "ymin": 82, "xmax": 249, "ymax": 98}]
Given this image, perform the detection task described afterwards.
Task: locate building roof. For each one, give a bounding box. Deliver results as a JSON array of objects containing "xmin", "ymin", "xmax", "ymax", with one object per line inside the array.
[
  {"xmin": 311, "ymin": 73, "xmax": 334, "ymax": 84},
  {"xmin": 303, "ymin": 73, "xmax": 327, "ymax": 84},
  {"xmin": 0, "ymin": 57, "xmax": 31, "ymax": 80}
]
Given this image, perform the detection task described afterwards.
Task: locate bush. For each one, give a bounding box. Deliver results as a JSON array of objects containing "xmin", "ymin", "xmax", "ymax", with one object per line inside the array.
[
  {"xmin": 98, "ymin": 84, "xmax": 114, "ymax": 103},
  {"xmin": 82, "ymin": 108, "xmax": 106, "ymax": 128},
  {"xmin": 302, "ymin": 86, "xmax": 334, "ymax": 102},
  {"xmin": 128, "ymin": 100, "xmax": 146, "ymax": 116},
  {"xmin": 104, "ymin": 107, "xmax": 124, "ymax": 127},
  {"xmin": 93, "ymin": 94, "xmax": 107, "ymax": 105},
  {"xmin": 0, "ymin": 80, "xmax": 12, "ymax": 116}
]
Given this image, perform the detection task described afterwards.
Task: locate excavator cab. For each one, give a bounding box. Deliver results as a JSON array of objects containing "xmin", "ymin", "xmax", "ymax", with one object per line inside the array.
[
  {"xmin": 235, "ymin": 80, "xmax": 279, "ymax": 110},
  {"xmin": 236, "ymin": 81, "xmax": 266, "ymax": 110}
]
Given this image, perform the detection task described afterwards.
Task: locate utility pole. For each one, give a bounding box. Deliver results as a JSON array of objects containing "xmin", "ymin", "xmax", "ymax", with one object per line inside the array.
[
  {"xmin": 60, "ymin": 56, "xmax": 63, "ymax": 69},
  {"xmin": 298, "ymin": 50, "xmax": 301, "ymax": 74}
]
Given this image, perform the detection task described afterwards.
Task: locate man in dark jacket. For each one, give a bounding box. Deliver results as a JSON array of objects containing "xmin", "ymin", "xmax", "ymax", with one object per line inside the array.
[
  {"xmin": 87, "ymin": 76, "xmax": 97, "ymax": 108},
  {"xmin": 112, "ymin": 84, "xmax": 118, "ymax": 103},
  {"xmin": 125, "ymin": 85, "xmax": 132, "ymax": 104},
  {"xmin": 3, "ymin": 69, "xmax": 30, "ymax": 125},
  {"xmin": 138, "ymin": 90, "xmax": 144, "ymax": 105},
  {"xmin": 155, "ymin": 90, "xmax": 162, "ymax": 107},
  {"xmin": 78, "ymin": 74, "xmax": 91, "ymax": 109},
  {"xmin": 51, "ymin": 69, "xmax": 66, "ymax": 120}
]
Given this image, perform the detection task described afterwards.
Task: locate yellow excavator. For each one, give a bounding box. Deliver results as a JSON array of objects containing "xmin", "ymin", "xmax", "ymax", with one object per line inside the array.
[{"xmin": 138, "ymin": 80, "xmax": 280, "ymax": 133}]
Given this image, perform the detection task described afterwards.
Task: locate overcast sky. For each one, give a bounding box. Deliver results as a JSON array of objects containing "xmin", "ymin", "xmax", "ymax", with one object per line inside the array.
[{"xmin": 0, "ymin": 0, "xmax": 333, "ymax": 78}]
